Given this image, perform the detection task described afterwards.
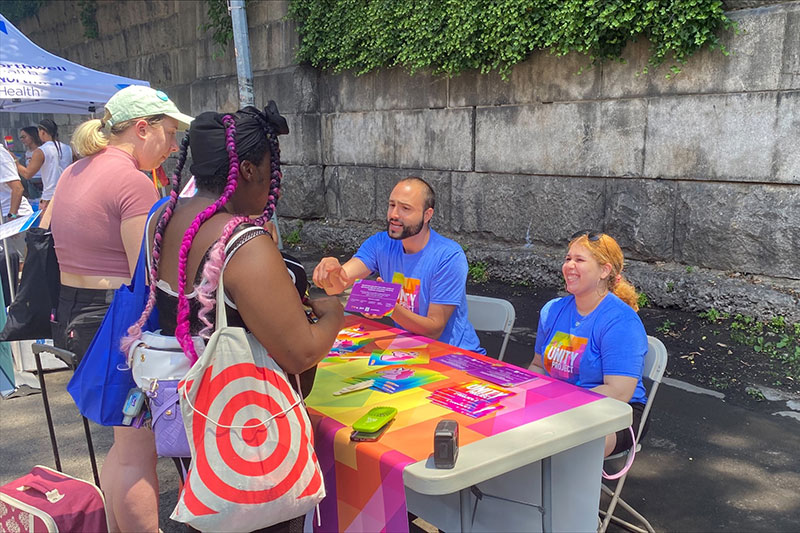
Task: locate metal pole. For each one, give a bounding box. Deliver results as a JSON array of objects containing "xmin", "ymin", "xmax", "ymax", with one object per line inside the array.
[
  {"xmin": 229, "ymin": 0, "xmax": 254, "ymax": 107},
  {"xmin": 228, "ymin": 0, "xmax": 283, "ymax": 249},
  {"xmin": 2, "ymin": 237, "xmax": 15, "ymax": 302},
  {"xmin": 541, "ymin": 457, "xmax": 552, "ymax": 533}
]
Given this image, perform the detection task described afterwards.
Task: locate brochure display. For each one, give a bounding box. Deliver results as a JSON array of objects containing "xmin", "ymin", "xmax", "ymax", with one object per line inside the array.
[{"xmin": 305, "ymin": 316, "xmax": 623, "ymax": 533}]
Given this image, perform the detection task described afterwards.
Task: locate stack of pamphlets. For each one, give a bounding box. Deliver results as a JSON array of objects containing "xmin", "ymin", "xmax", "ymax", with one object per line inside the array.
[
  {"xmin": 433, "ymin": 353, "xmax": 538, "ymax": 387},
  {"xmin": 428, "ymin": 380, "xmax": 513, "ymax": 418}
]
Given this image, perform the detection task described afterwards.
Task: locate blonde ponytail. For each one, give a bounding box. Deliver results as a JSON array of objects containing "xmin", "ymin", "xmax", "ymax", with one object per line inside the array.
[
  {"xmin": 611, "ymin": 275, "xmax": 639, "ymax": 312},
  {"xmin": 71, "ymin": 118, "xmax": 109, "ymax": 157}
]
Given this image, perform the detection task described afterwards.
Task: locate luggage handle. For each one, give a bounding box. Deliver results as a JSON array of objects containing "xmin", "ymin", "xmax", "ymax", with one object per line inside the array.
[{"xmin": 15, "ymin": 481, "xmax": 65, "ymax": 503}]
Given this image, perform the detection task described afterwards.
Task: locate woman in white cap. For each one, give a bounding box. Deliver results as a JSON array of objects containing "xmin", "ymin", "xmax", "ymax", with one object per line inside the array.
[{"xmin": 49, "ymin": 85, "xmax": 192, "ymax": 533}]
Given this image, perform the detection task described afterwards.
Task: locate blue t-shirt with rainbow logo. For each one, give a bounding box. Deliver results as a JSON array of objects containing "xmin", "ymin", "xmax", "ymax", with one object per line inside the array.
[
  {"xmin": 354, "ymin": 229, "xmax": 484, "ymax": 354},
  {"xmin": 535, "ymin": 293, "xmax": 648, "ymax": 404}
]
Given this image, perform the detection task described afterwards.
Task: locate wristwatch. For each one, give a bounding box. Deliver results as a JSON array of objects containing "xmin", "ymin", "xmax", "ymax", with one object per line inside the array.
[{"xmin": 7, "ymin": 213, "xmax": 19, "ymax": 220}]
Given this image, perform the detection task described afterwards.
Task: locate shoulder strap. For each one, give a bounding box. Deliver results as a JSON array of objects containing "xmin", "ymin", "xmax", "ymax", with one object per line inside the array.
[
  {"xmin": 222, "ymin": 225, "xmax": 268, "ymax": 269},
  {"xmin": 144, "ymin": 198, "xmax": 170, "ymax": 275}
]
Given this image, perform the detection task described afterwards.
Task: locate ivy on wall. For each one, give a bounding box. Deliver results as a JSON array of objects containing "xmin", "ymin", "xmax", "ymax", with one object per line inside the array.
[
  {"xmin": 201, "ymin": 0, "xmax": 234, "ymax": 58},
  {"xmin": 201, "ymin": 0, "xmax": 253, "ymax": 58},
  {"xmin": 78, "ymin": 0, "xmax": 99, "ymax": 39},
  {"xmin": 288, "ymin": 0, "xmax": 737, "ymax": 78},
  {"xmin": 1, "ymin": 1, "xmax": 44, "ymax": 24},
  {"xmin": 2, "ymin": 0, "xmax": 98, "ymax": 39}
]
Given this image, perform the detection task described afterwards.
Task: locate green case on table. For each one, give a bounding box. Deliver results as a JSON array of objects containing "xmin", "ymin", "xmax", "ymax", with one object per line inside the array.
[{"xmin": 352, "ymin": 406, "xmax": 397, "ymax": 433}]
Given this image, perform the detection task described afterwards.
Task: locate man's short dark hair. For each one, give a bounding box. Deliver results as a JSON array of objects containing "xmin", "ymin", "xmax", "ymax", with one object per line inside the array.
[{"xmin": 398, "ymin": 176, "xmax": 435, "ymax": 212}]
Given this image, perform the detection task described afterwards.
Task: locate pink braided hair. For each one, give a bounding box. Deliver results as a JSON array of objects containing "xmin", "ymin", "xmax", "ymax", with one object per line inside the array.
[
  {"xmin": 194, "ymin": 126, "xmax": 284, "ymax": 338},
  {"xmin": 122, "ymin": 110, "xmax": 285, "ymax": 365},
  {"xmin": 174, "ymin": 115, "xmax": 240, "ymax": 363}
]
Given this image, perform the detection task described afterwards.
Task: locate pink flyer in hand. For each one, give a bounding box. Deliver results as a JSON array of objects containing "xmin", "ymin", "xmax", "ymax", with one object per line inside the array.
[{"xmin": 344, "ymin": 279, "xmax": 402, "ymax": 316}]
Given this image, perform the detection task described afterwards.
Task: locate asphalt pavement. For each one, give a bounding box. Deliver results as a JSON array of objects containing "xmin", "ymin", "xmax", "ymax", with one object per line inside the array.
[{"xmin": 1, "ymin": 271, "xmax": 799, "ymax": 531}]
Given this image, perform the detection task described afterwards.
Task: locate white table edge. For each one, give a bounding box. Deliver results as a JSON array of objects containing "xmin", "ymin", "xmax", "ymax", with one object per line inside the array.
[{"xmin": 402, "ymin": 396, "xmax": 631, "ymax": 495}]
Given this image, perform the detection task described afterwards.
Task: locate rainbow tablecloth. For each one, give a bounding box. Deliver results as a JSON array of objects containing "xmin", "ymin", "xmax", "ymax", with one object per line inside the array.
[{"xmin": 306, "ymin": 316, "xmax": 602, "ymax": 532}]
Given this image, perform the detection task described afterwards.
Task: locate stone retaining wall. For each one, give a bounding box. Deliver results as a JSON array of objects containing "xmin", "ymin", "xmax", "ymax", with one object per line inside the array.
[{"xmin": 3, "ymin": 0, "xmax": 799, "ymax": 319}]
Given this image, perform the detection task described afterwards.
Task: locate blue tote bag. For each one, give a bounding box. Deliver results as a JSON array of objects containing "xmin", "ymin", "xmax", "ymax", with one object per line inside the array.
[{"xmin": 67, "ymin": 199, "xmax": 166, "ymax": 426}]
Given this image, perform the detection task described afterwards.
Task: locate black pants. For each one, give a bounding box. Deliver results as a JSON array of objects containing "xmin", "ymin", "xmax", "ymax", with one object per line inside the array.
[
  {"xmin": 52, "ymin": 285, "xmax": 114, "ymax": 364},
  {"xmin": 610, "ymin": 402, "xmax": 650, "ymax": 455}
]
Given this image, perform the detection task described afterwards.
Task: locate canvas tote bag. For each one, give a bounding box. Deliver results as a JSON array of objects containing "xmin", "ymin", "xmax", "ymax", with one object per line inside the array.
[{"xmin": 171, "ymin": 267, "xmax": 325, "ymax": 531}]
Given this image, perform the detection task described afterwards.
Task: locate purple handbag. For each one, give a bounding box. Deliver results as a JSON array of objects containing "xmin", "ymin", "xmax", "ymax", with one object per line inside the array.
[{"xmin": 147, "ymin": 380, "xmax": 191, "ymax": 458}]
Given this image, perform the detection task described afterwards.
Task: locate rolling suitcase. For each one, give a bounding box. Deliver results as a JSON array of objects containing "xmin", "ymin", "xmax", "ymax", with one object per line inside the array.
[
  {"xmin": 30, "ymin": 343, "xmax": 100, "ymax": 486},
  {"xmin": 0, "ymin": 465, "xmax": 108, "ymax": 532}
]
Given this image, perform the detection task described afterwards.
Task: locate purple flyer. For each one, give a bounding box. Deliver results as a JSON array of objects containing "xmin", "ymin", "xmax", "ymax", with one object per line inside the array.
[
  {"xmin": 433, "ymin": 353, "xmax": 539, "ymax": 387},
  {"xmin": 344, "ymin": 279, "xmax": 402, "ymax": 316}
]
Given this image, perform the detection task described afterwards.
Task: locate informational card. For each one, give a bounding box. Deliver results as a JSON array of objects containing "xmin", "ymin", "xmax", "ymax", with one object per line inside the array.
[
  {"xmin": 368, "ymin": 349, "xmax": 429, "ymax": 366},
  {"xmin": 0, "ymin": 211, "xmax": 41, "ymax": 240},
  {"xmin": 324, "ymin": 325, "xmax": 374, "ymax": 362},
  {"xmin": 433, "ymin": 353, "xmax": 538, "ymax": 387},
  {"xmin": 344, "ymin": 279, "xmax": 402, "ymax": 317},
  {"xmin": 429, "ymin": 381, "xmax": 513, "ymax": 418},
  {"xmin": 347, "ymin": 366, "xmax": 446, "ymax": 394}
]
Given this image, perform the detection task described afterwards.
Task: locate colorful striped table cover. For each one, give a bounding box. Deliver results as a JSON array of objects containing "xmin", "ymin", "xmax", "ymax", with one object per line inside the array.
[{"xmin": 305, "ymin": 316, "xmax": 603, "ymax": 532}]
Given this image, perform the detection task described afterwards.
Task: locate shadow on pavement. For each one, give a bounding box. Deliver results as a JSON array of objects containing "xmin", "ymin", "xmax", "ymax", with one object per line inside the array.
[{"xmin": 2, "ymin": 265, "xmax": 799, "ymax": 531}]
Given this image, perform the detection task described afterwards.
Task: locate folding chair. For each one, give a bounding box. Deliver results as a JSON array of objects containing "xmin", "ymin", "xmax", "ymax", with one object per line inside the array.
[
  {"xmin": 598, "ymin": 335, "xmax": 668, "ymax": 533},
  {"xmin": 466, "ymin": 294, "xmax": 516, "ymax": 361}
]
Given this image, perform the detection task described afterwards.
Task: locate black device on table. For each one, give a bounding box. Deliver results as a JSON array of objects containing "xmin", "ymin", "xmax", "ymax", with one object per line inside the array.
[{"xmin": 433, "ymin": 419, "xmax": 459, "ymax": 469}]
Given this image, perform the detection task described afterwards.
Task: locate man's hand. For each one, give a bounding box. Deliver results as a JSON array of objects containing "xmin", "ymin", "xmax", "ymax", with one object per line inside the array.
[{"xmin": 312, "ymin": 257, "xmax": 351, "ymax": 295}]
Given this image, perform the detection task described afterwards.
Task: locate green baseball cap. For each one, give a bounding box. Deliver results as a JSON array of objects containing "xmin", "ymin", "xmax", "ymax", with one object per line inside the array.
[{"xmin": 105, "ymin": 85, "xmax": 193, "ymax": 131}]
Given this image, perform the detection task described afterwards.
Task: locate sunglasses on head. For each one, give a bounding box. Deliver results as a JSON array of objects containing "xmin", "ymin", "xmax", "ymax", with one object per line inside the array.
[{"xmin": 570, "ymin": 229, "xmax": 603, "ymax": 242}]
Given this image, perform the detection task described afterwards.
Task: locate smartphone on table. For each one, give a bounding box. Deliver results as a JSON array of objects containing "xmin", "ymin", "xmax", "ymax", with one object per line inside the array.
[{"xmin": 350, "ymin": 420, "xmax": 394, "ymax": 442}]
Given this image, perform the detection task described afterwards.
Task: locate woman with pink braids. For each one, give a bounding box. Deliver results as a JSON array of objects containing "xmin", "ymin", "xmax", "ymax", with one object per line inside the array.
[
  {"xmin": 49, "ymin": 85, "xmax": 192, "ymax": 532},
  {"xmin": 128, "ymin": 102, "xmax": 343, "ymax": 531}
]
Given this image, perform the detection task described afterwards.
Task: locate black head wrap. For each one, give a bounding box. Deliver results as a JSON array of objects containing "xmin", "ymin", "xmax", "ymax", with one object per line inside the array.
[{"xmin": 189, "ymin": 101, "xmax": 289, "ymax": 178}]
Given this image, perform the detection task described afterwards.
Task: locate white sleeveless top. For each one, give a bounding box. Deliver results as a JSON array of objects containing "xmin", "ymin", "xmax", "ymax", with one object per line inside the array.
[
  {"xmin": 38, "ymin": 141, "xmax": 61, "ymax": 201},
  {"xmin": 56, "ymin": 142, "xmax": 73, "ymax": 171}
]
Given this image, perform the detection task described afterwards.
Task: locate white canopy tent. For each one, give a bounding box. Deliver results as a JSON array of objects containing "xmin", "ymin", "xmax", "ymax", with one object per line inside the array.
[
  {"xmin": 0, "ymin": 14, "xmax": 152, "ymax": 387},
  {"xmin": 0, "ymin": 13, "xmax": 148, "ymax": 114},
  {"xmin": 0, "ymin": 11, "xmax": 150, "ymax": 301}
]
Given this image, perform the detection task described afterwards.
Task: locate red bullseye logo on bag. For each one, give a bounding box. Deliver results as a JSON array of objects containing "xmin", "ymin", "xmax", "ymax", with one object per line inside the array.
[
  {"xmin": 172, "ymin": 332, "xmax": 325, "ymax": 531},
  {"xmin": 180, "ymin": 363, "xmax": 321, "ymax": 507}
]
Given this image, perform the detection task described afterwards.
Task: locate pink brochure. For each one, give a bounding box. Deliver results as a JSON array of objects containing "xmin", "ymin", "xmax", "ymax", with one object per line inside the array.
[{"xmin": 345, "ymin": 279, "xmax": 402, "ymax": 316}]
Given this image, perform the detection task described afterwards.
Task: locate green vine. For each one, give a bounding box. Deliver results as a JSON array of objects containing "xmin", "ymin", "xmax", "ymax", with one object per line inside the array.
[
  {"xmin": 288, "ymin": 0, "xmax": 737, "ymax": 79},
  {"xmin": 201, "ymin": 0, "xmax": 252, "ymax": 58},
  {"xmin": 1, "ymin": 0, "xmax": 97, "ymax": 39},
  {"xmin": 201, "ymin": 0, "xmax": 232, "ymax": 58},
  {"xmin": 0, "ymin": 1, "xmax": 44, "ymax": 24},
  {"xmin": 78, "ymin": 0, "xmax": 99, "ymax": 40}
]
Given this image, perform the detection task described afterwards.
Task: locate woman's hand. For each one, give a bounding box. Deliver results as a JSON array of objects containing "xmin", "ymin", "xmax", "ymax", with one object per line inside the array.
[
  {"xmin": 308, "ymin": 296, "xmax": 344, "ymax": 323},
  {"xmin": 225, "ymin": 235, "xmax": 346, "ymax": 375},
  {"xmin": 528, "ymin": 353, "xmax": 545, "ymax": 374}
]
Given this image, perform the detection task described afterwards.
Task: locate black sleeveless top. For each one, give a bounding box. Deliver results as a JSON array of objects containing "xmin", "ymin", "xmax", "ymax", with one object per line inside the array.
[
  {"xmin": 153, "ymin": 223, "xmax": 318, "ymax": 397},
  {"xmin": 155, "ymin": 225, "xmax": 266, "ymax": 336}
]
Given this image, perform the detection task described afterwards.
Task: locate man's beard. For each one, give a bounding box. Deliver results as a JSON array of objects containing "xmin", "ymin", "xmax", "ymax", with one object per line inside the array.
[{"xmin": 387, "ymin": 217, "xmax": 424, "ymax": 240}]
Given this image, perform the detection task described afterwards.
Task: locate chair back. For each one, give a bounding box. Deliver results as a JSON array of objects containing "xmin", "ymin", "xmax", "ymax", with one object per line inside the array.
[
  {"xmin": 466, "ymin": 294, "xmax": 516, "ymax": 361},
  {"xmin": 636, "ymin": 336, "xmax": 668, "ymax": 441}
]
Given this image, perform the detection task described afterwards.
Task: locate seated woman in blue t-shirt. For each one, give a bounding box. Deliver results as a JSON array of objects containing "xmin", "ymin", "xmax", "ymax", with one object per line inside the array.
[{"xmin": 529, "ymin": 231, "xmax": 649, "ymax": 457}]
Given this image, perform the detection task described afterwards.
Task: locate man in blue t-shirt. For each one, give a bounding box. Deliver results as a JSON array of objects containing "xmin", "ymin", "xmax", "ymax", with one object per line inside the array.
[{"xmin": 312, "ymin": 177, "xmax": 484, "ymax": 353}]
